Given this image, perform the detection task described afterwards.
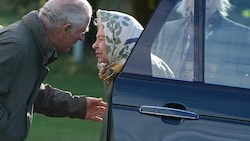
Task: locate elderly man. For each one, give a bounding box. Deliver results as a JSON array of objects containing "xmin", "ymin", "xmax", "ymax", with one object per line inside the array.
[{"xmin": 0, "ymin": 0, "xmax": 106, "ymax": 140}]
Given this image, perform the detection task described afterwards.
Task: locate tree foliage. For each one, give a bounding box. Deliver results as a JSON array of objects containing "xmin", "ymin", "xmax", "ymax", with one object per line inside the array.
[
  {"xmin": 131, "ymin": 0, "xmax": 159, "ymax": 27},
  {"xmin": 229, "ymin": 1, "xmax": 250, "ymax": 26}
]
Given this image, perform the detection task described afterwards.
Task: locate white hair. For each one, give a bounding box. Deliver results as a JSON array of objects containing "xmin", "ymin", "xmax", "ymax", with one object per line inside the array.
[
  {"xmin": 39, "ymin": 0, "xmax": 92, "ymax": 33},
  {"xmin": 176, "ymin": 0, "xmax": 232, "ymax": 17}
]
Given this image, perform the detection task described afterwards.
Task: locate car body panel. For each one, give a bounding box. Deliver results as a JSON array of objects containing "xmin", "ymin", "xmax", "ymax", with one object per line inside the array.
[
  {"xmin": 113, "ymin": 75, "xmax": 250, "ymax": 140},
  {"xmin": 111, "ymin": 0, "xmax": 250, "ymax": 140}
]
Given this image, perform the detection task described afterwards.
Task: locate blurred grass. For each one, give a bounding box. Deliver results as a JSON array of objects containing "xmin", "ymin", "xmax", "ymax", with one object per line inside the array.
[{"xmin": 26, "ymin": 54, "xmax": 105, "ymax": 141}]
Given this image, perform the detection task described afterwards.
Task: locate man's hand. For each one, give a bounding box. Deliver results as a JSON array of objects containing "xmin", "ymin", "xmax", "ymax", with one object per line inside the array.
[{"xmin": 85, "ymin": 97, "xmax": 107, "ymax": 122}]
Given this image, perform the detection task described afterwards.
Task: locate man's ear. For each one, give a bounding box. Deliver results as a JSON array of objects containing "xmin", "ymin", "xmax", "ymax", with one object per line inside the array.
[{"xmin": 62, "ymin": 24, "xmax": 72, "ymax": 37}]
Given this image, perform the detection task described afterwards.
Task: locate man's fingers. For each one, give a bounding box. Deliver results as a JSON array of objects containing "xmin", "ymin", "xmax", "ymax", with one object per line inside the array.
[
  {"xmin": 96, "ymin": 98, "xmax": 107, "ymax": 106},
  {"xmin": 91, "ymin": 116, "xmax": 103, "ymax": 122}
]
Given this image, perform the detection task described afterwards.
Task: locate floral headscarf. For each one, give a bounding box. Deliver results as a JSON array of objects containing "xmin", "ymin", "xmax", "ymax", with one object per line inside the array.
[{"xmin": 94, "ymin": 9, "xmax": 144, "ymax": 81}]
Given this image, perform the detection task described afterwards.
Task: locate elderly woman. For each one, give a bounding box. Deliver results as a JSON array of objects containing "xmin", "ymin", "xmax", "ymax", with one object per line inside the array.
[
  {"xmin": 92, "ymin": 9, "xmax": 144, "ymax": 141},
  {"xmin": 92, "ymin": 9, "xmax": 174, "ymax": 141}
]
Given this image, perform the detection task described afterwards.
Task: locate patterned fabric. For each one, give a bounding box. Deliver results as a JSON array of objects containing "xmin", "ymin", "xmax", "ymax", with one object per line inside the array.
[{"xmin": 95, "ymin": 9, "xmax": 143, "ymax": 82}]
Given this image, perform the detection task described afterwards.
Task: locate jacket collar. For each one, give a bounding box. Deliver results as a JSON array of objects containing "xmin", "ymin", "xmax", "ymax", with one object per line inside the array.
[
  {"xmin": 22, "ymin": 10, "xmax": 58, "ymax": 66},
  {"xmin": 206, "ymin": 10, "xmax": 223, "ymax": 30}
]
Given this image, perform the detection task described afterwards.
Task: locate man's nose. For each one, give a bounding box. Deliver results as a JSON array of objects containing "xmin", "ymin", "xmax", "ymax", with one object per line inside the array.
[{"xmin": 79, "ymin": 33, "xmax": 85, "ymax": 41}]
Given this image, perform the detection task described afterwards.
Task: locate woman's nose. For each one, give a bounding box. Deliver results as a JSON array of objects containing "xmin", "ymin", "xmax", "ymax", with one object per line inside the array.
[{"xmin": 92, "ymin": 41, "xmax": 97, "ymax": 49}]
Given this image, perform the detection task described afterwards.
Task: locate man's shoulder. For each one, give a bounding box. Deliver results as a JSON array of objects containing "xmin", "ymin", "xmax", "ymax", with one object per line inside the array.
[{"xmin": 222, "ymin": 17, "xmax": 250, "ymax": 32}]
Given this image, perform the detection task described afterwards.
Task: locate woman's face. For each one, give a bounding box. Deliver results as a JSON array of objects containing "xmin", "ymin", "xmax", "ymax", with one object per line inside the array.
[{"xmin": 92, "ymin": 25, "xmax": 109, "ymax": 63}]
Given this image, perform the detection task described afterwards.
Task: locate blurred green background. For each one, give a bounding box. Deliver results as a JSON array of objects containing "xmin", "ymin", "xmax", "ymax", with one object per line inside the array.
[{"xmin": 0, "ymin": 0, "xmax": 250, "ymax": 141}]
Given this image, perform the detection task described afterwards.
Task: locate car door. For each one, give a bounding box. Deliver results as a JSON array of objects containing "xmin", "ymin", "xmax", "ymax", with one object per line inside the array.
[{"xmin": 112, "ymin": 0, "xmax": 250, "ymax": 141}]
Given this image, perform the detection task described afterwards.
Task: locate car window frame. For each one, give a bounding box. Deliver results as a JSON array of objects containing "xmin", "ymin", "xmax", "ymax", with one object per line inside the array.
[
  {"xmin": 122, "ymin": 0, "xmax": 178, "ymax": 76},
  {"xmin": 122, "ymin": 0, "xmax": 250, "ymax": 90},
  {"xmin": 194, "ymin": 0, "xmax": 205, "ymax": 82},
  {"xmin": 123, "ymin": 0, "xmax": 206, "ymax": 82}
]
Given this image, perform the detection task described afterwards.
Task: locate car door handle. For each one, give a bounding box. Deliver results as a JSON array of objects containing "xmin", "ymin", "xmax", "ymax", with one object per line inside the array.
[{"xmin": 139, "ymin": 106, "xmax": 199, "ymax": 120}]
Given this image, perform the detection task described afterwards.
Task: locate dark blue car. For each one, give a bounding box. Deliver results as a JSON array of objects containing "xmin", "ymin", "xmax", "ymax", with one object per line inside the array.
[{"xmin": 111, "ymin": 0, "xmax": 250, "ymax": 140}]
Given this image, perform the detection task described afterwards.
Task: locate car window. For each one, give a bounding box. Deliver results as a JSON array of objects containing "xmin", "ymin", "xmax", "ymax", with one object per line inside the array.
[
  {"xmin": 151, "ymin": 1, "xmax": 194, "ymax": 81},
  {"xmin": 150, "ymin": 1, "xmax": 250, "ymax": 89},
  {"xmin": 204, "ymin": 1, "xmax": 250, "ymax": 88}
]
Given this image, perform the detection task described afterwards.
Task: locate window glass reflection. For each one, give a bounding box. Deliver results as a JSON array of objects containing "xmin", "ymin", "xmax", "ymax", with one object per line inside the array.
[
  {"xmin": 204, "ymin": 0, "xmax": 250, "ymax": 88},
  {"xmin": 151, "ymin": 0, "xmax": 194, "ymax": 81}
]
